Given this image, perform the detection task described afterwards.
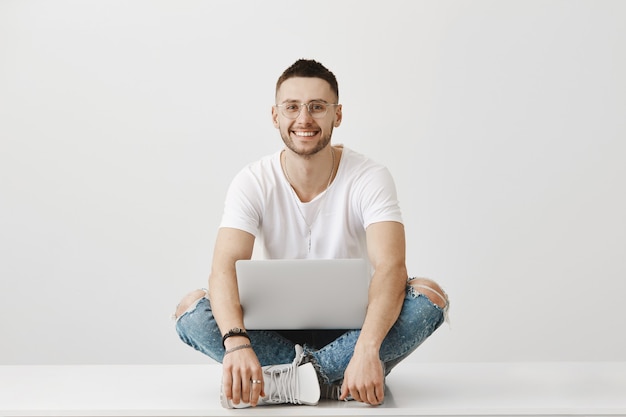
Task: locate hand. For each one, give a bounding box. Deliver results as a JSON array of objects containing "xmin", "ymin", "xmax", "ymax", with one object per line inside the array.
[
  {"xmin": 340, "ymin": 351, "xmax": 385, "ymax": 405},
  {"xmin": 221, "ymin": 345, "xmax": 265, "ymax": 406}
]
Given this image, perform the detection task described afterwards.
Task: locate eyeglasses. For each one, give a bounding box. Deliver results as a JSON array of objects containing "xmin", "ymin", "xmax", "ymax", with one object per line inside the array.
[{"xmin": 275, "ymin": 101, "xmax": 339, "ymax": 119}]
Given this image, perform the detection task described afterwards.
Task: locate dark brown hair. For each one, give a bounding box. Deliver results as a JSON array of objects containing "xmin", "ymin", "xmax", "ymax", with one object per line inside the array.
[{"xmin": 276, "ymin": 59, "xmax": 339, "ymax": 101}]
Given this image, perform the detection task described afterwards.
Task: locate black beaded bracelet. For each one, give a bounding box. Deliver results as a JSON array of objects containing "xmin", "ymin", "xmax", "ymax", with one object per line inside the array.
[{"xmin": 221, "ymin": 327, "xmax": 250, "ymax": 349}]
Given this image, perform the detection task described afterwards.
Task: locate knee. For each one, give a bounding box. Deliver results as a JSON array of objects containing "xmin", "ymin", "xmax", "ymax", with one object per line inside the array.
[
  {"xmin": 408, "ymin": 278, "xmax": 448, "ymax": 309},
  {"xmin": 173, "ymin": 289, "xmax": 207, "ymax": 320}
]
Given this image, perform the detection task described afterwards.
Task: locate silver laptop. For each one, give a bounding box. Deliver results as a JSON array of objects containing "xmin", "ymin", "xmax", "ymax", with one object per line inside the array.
[{"xmin": 236, "ymin": 258, "xmax": 371, "ymax": 330}]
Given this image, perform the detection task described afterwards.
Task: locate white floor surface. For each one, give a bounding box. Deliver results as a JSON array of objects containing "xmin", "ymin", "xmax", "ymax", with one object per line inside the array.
[{"xmin": 1, "ymin": 362, "xmax": 625, "ymax": 417}]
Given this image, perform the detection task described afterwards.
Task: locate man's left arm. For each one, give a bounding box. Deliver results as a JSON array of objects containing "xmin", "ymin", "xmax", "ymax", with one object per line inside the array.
[{"xmin": 340, "ymin": 220, "xmax": 408, "ymax": 405}]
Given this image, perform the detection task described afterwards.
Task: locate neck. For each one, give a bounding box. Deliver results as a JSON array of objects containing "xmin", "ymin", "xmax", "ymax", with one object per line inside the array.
[{"xmin": 282, "ymin": 146, "xmax": 336, "ymax": 202}]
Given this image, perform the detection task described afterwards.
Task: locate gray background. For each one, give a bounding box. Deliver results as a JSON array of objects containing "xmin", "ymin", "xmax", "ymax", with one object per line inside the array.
[{"xmin": 1, "ymin": 0, "xmax": 625, "ymax": 365}]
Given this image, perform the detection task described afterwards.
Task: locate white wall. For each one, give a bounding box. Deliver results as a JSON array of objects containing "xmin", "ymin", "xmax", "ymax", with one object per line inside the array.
[{"xmin": 1, "ymin": 0, "xmax": 624, "ymax": 365}]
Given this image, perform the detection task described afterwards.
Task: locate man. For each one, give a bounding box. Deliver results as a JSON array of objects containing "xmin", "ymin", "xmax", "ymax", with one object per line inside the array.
[{"xmin": 174, "ymin": 59, "xmax": 449, "ymax": 408}]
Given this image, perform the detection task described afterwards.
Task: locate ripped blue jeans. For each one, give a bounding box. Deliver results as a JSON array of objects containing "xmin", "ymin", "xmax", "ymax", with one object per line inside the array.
[{"xmin": 175, "ymin": 278, "xmax": 448, "ymax": 385}]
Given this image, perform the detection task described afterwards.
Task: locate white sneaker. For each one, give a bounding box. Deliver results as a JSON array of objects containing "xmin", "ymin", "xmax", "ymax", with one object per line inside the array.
[{"xmin": 221, "ymin": 345, "xmax": 320, "ymax": 408}]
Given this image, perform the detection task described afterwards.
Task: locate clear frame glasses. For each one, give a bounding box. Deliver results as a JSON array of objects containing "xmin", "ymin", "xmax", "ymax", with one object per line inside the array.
[{"xmin": 275, "ymin": 101, "xmax": 339, "ymax": 119}]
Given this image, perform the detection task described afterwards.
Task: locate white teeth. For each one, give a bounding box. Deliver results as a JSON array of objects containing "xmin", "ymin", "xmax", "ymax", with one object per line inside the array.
[{"xmin": 294, "ymin": 131, "xmax": 316, "ymax": 137}]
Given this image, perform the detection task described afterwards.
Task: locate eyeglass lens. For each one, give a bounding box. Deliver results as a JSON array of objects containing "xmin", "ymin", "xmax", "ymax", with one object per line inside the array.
[{"xmin": 278, "ymin": 101, "xmax": 332, "ymax": 119}]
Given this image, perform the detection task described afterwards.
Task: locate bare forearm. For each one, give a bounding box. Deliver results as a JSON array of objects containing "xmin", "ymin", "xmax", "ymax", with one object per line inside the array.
[
  {"xmin": 208, "ymin": 227, "xmax": 255, "ymax": 337},
  {"xmin": 341, "ymin": 262, "xmax": 406, "ymax": 405},
  {"xmin": 359, "ymin": 221, "xmax": 408, "ymax": 353},
  {"xmin": 209, "ymin": 270, "xmax": 246, "ymax": 335},
  {"xmin": 355, "ymin": 266, "xmax": 406, "ymax": 353}
]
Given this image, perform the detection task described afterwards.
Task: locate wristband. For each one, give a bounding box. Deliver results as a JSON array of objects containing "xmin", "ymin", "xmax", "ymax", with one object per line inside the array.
[
  {"xmin": 221, "ymin": 327, "xmax": 250, "ymax": 349},
  {"xmin": 224, "ymin": 343, "xmax": 252, "ymax": 355}
]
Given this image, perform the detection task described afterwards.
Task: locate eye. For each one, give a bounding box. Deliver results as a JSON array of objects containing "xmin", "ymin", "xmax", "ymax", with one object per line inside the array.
[
  {"xmin": 310, "ymin": 102, "xmax": 327, "ymax": 113},
  {"xmin": 284, "ymin": 104, "xmax": 299, "ymax": 112}
]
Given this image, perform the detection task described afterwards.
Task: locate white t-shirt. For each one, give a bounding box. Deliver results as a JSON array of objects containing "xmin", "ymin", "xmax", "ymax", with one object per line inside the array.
[{"xmin": 219, "ymin": 146, "xmax": 403, "ymax": 260}]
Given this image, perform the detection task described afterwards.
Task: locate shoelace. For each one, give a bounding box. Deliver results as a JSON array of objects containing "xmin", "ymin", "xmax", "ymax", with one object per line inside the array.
[
  {"xmin": 263, "ymin": 349, "xmax": 305, "ymax": 404},
  {"xmin": 264, "ymin": 363, "xmax": 300, "ymax": 404}
]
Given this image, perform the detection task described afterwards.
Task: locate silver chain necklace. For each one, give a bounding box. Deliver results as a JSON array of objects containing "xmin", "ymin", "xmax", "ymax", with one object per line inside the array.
[{"xmin": 282, "ymin": 147, "xmax": 336, "ymax": 253}]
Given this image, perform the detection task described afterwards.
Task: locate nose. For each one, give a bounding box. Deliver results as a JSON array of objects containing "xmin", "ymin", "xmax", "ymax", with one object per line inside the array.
[{"xmin": 295, "ymin": 103, "xmax": 314, "ymax": 122}]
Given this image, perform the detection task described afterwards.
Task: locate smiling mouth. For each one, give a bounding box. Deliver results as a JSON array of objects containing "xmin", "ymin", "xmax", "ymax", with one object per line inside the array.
[{"xmin": 292, "ymin": 131, "xmax": 317, "ymax": 137}]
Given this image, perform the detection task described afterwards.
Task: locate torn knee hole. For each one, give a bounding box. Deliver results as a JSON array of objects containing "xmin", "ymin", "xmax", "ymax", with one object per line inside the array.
[
  {"xmin": 174, "ymin": 289, "xmax": 207, "ymax": 319},
  {"xmin": 409, "ymin": 279, "xmax": 448, "ymax": 309}
]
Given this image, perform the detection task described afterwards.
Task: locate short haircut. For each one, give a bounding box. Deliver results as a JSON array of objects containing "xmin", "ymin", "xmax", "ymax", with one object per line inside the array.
[{"xmin": 276, "ymin": 59, "xmax": 339, "ymax": 101}]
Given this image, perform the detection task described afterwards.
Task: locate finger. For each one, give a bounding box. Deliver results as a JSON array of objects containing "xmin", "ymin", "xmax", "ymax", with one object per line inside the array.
[
  {"xmin": 222, "ymin": 370, "xmax": 233, "ymax": 402},
  {"xmin": 339, "ymin": 381, "xmax": 350, "ymax": 401},
  {"xmin": 351, "ymin": 388, "xmax": 362, "ymax": 403},
  {"xmin": 365, "ymin": 386, "xmax": 380, "ymax": 405},
  {"xmin": 344, "ymin": 384, "xmax": 362, "ymax": 403},
  {"xmin": 231, "ymin": 371, "xmax": 242, "ymax": 405},
  {"xmin": 249, "ymin": 376, "xmax": 264, "ymax": 406},
  {"xmin": 362, "ymin": 382, "xmax": 384, "ymax": 405},
  {"xmin": 240, "ymin": 375, "xmax": 252, "ymax": 406},
  {"xmin": 375, "ymin": 383, "xmax": 385, "ymax": 405}
]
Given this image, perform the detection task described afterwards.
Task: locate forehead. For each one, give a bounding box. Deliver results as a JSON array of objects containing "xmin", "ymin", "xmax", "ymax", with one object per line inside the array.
[{"xmin": 276, "ymin": 77, "xmax": 336, "ymax": 103}]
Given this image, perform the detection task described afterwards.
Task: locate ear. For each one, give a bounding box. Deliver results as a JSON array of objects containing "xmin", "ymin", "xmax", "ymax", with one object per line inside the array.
[
  {"xmin": 334, "ymin": 104, "xmax": 343, "ymax": 128},
  {"xmin": 271, "ymin": 106, "xmax": 280, "ymax": 129}
]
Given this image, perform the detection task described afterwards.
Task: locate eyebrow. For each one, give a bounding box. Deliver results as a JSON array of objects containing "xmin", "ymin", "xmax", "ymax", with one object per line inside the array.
[{"xmin": 278, "ymin": 99, "xmax": 332, "ymax": 104}]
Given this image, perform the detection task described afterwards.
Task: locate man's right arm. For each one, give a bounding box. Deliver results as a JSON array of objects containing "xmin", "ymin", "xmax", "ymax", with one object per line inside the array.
[
  {"xmin": 208, "ymin": 227, "xmax": 265, "ymax": 406},
  {"xmin": 209, "ymin": 226, "xmax": 254, "ymax": 332}
]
